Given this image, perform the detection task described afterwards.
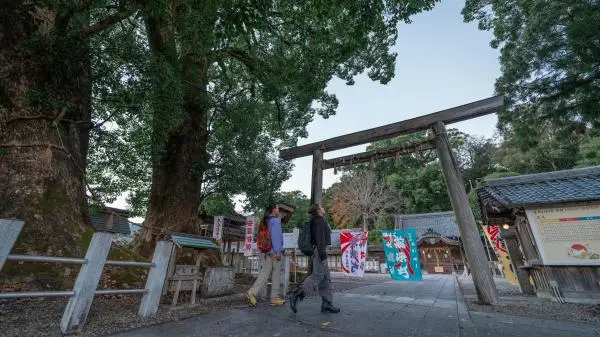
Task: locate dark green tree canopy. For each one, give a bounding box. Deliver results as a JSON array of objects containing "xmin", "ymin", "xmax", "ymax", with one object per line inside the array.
[
  {"xmin": 463, "ymin": 0, "xmax": 600, "ymax": 146},
  {"xmin": 87, "ymin": 0, "xmax": 440, "ymax": 214}
]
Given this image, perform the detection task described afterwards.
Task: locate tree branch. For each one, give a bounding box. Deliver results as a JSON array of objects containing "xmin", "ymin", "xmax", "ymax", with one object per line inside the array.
[
  {"xmin": 224, "ymin": 48, "xmax": 261, "ymax": 72},
  {"xmin": 81, "ymin": 4, "xmax": 140, "ymax": 37},
  {"xmin": 90, "ymin": 109, "xmax": 121, "ymax": 130}
]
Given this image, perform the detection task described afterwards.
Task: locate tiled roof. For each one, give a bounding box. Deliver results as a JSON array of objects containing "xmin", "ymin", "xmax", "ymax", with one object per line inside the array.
[
  {"xmin": 199, "ymin": 215, "xmax": 247, "ymax": 238},
  {"xmin": 417, "ymin": 228, "xmax": 460, "ymax": 246},
  {"xmin": 224, "ymin": 212, "xmax": 247, "ymax": 223},
  {"xmin": 478, "ymin": 166, "xmax": 600, "ymax": 208},
  {"xmin": 171, "ymin": 233, "xmax": 219, "ymax": 249},
  {"xmin": 394, "ymin": 211, "xmax": 458, "ymax": 238},
  {"xmin": 204, "ymin": 222, "xmax": 245, "ymax": 237},
  {"xmin": 89, "ymin": 208, "xmax": 131, "ymax": 235}
]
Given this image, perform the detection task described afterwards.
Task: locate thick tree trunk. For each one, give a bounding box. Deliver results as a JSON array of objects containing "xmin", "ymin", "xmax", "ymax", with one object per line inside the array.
[
  {"xmin": 141, "ymin": 6, "xmax": 209, "ymax": 247},
  {"xmin": 0, "ymin": 5, "xmax": 93, "ymax": 258},
  {"xmin": 142, "ymin": 111, "xmax": 208, "ymax": 241}
]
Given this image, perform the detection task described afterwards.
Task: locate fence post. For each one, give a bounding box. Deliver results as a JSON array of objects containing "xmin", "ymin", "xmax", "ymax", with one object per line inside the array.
[
  {"xmin": 139, "ymin": 241, "xmax": 173, "ymax": 317},
  {"xmin": 60, "ymin": 232, "xmax": 114, "ymax": 334},
  {"xmin": 0, "ymin": 219, "xmax": 24, "ymax": 272},
  {"xmin": 257, "ymin": 254, "xmax": 269, "ymax": 300},
  {"xmin": 282, "ymin": 254, "xmax": 291, "ymax": 297}
]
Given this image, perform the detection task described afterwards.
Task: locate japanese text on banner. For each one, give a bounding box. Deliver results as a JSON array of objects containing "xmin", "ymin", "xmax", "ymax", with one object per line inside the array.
[
  {"xmin": 213, "ymin": 216, "xmax": 224, "ymax": 241},
  {"xmin": 381, "ymin": 229, "xmax": 422, "ymax": 281},
  {"xmin": 244, "ymin": 216, "xmax": 255, "ymax": 256}
]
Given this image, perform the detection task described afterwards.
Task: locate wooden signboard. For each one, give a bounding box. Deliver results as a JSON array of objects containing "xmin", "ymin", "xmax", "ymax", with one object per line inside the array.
[{"xmin": 526, "ymin": 204, "xmax": 600, "ymax": 265}]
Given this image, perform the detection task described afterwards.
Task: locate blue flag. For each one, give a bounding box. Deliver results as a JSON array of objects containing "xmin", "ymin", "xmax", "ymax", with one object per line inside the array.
[{"xmin": 381, "ymin": 229, "xmax": 422, "ymax": 281}]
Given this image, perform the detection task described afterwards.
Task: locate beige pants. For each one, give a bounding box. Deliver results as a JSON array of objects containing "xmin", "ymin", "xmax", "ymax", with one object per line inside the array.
[{"xmin": 249, "ymin": 254, "xmax": 282, "ymax": 300}]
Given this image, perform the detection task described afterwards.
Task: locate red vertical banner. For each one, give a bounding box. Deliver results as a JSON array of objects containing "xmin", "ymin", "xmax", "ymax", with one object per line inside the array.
[{"xmin": 244, "ymin": 216, "xmax": 255, "ymax": 256}]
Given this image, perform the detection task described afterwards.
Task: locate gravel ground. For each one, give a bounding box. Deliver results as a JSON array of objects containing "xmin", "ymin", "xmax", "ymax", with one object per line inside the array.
[
  {"xmin": 0, "ymin": 294, "xmax": 250, "ymax": 337},
  {"xmin": 459, "ymin": 277, "xmax": 600, "ymax": 325},
  {"xmin": 0, "ymin": 272, "xmax": 389, "ymax": 337},
  {"xmin": 0, "ymin": 274, "xmax": 257, "ymax": 337}
]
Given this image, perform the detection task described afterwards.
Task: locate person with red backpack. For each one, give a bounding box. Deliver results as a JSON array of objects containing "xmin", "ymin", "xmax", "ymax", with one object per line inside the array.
[{"xmin": 246, "ymin": 203, "xmax": 285, "ymax": 306}]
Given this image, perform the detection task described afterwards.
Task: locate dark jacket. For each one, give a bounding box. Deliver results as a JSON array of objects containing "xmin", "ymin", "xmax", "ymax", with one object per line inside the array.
[{"xmin": 310, "ymin": 215, "xmax": 331, "ymax": 261}]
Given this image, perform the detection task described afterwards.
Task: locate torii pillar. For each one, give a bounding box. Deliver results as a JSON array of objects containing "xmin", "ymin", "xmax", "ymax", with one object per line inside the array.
[
  {"xmin": 310, "ymin": 149, "xmax": 324, "ymax": 206},
  {"xmin": 281, "ymin": 96, "xmax": 503, "ymax": 305}
]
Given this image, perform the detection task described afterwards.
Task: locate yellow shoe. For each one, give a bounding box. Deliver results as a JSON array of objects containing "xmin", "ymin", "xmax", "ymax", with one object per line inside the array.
[
  {"xmin": 270, "ymin": 297, "xmax": 285, "ymax": 306},
  {"xmin": 247, "ymin": 291, "xmax": 257, "ymax": 306}
]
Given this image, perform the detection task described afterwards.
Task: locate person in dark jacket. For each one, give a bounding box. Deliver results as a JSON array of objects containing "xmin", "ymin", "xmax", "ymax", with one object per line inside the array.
[{"xmin": 286, "ymin": 203, "xmax": 340, "ymax": 314}]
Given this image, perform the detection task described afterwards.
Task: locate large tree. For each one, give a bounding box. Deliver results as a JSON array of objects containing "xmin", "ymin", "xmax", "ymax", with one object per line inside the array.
[
  {"xmin": 0, "ymin": 1, "xmax": 141, "ymax": 255},
  {"xmin": 134, "ymin": 0, "xmax": 439, "ymax": 242},
  {"xmin": 462, "ymin": 0, "xmax": 600, "ymax": 146}
]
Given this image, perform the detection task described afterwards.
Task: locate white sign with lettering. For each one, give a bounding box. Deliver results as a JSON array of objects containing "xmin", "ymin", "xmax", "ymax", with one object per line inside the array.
[{"xmin": 213, "ymin": 216, "xmax": 224, "ymax": 241}]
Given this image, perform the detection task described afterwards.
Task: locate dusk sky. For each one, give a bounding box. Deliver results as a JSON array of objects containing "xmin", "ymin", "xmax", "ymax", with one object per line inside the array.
[
  {"xmin": 112, "ymin": 0, "xmax": 502, "ymax": 215},
  {"xmin": 276, "ymin": 0, "xmax": 500, "ymax": 200}
]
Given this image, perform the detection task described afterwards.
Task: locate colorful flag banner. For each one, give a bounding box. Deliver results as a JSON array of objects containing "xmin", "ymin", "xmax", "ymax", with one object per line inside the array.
[
  {"xmin": 382, "ymin": 229, "xmax": 422, "ymax": 281},
  {"xmin": 340, "ymin": 231, "xmax": 368, "ymax": 277},
  {"xmin": 482, "ymin": 225, "xmax": 518, "ymax": 285}
]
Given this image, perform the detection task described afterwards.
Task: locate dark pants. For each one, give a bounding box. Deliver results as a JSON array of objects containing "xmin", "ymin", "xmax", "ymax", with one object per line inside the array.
[{"xmin": 299, "ymin": 248, "xmax": 333, "ymax": 302}]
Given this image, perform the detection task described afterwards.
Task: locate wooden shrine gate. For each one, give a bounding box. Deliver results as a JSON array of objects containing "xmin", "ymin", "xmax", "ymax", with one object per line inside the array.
[{"xmin": 279, "ymin": 96, "xmax": 503, "ymax": 305}]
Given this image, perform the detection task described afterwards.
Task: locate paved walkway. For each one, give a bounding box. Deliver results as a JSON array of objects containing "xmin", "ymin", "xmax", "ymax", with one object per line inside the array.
[
  {"xmin": 108, "ymin": 275, "xmax": 600, "ymax": 337},
  {"xmin": 110, "ymin": 275, "xmax": 467, "ymax": 337}
]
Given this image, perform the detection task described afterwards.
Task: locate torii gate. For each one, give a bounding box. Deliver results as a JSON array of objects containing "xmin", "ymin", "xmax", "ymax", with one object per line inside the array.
[{"xmin": 279, "ymin": 96, "xmax": 503, "ymax": 305}]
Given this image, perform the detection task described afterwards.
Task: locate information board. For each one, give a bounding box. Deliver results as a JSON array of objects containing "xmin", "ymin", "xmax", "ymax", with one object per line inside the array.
[{"xmin": 525, "ymin": 204, "xmax": 600, "ymax": 265}]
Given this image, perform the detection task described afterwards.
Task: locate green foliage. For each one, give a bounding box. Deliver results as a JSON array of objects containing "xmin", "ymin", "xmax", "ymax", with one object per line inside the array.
[
  {"xmin": 343, "ymin": 129, "xmax": 470, "ymax": 215},
  {"xmin": 462, "ymin": 0, "xmax": 600, "ymax": 144},
  {"xmin": 460, "ymin": 136, "xmax": 500, "ymax": 185},
  {"xmin": 200, "ymin": 194, "xmax": 236, "ymax": 216},
  {"xmin": 388, "ymin": 163, "xmax": 451, "ymax": 214},
  {"xmin": 199, "ymin": 0, "xmax": 440, "ymax": 210},
  {"xmin": 495, "ymin": 129, "xmax": 582, "ymax": 174},
  {"xmin": 482, "ymin": 171, "xmax": 521, "ymax": 180},
  {"xmin": 274, "ymin": 191, "xmax": 311, "ymax": 232},
  {"xmin": 368, "ymin": 221, "xmax": 395, "ymax": 245},
  {"xmin": 85, "ymin": 15, "xmax": 153, "ymax": 215},
  {"xmin": 87, "ymin": 0, "xmax": 441, "ymax": 216},
  {"xmin": 576, "ymin": 133, "xmax": 600, "ymax": 168}
]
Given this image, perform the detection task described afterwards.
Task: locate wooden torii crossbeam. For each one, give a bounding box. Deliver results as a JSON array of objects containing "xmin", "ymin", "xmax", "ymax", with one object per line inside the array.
[
  {"xmin": 280, "ymin": 95, "xmax": 503, "ymax": 160},
  {"xmin": 278, "ymin": 95, "xmax": 504, "ymax": 305},
  {"xmin": 321, "ymin": 138, "xmax": 437, "ymax": 170}
]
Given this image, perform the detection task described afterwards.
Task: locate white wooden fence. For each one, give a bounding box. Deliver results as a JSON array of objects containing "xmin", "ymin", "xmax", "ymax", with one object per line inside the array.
[
  {"xmin": 224, "ymin": 253, "xmax": 260, "ymax": 275},
  {"xmin": 0, "ymin": 219, "xmax": 173, "ymax": 334}
]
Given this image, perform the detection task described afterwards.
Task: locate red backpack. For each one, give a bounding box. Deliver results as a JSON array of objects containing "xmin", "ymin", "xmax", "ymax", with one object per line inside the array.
[{"xmin": 257, "ymin": 218, "xmax": 273, "ymax": 253}]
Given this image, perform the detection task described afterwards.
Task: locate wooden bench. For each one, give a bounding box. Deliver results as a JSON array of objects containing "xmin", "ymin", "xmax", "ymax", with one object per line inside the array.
[{"xmin": 168, "ymin": 265, "xmax": 203, "ymax": 306}]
